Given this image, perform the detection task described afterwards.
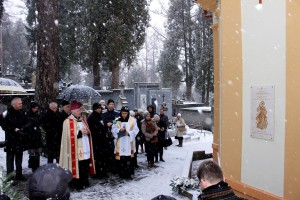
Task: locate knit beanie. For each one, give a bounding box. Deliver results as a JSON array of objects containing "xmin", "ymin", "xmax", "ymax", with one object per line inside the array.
[
  {"xmin": 107, "ymin": 99, "xmax": 115, "ymax": 105},
  {"xmin": 30, "ymin": 101, "xmax": 39, "ymax": 109},
  {"xmin": 61, "ymin": 100, "xmax": 70, "ymax": 107},
  {"xmin": 92, "ymin": 103, "xmax": 102, "ymax": 111}
]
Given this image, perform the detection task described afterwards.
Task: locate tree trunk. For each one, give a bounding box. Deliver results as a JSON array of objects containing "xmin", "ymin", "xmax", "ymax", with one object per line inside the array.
[
  {"xmin": 111, "ymin": 63, "xmax": 120, "ymax": 89},
  {"xmin": 92, "ymin": 43, "xmax": 100, "ymax": 87},
  {"xmin": 205, "ymin": 71, "xmax": 211, "ymax": 106},
  {"xmin": 35, "ymin": 0, "xmax": 59, "ymax": 109},
  {"xmin": 202, "ymin": 75, "xmax": 206, "ymax": 103}
]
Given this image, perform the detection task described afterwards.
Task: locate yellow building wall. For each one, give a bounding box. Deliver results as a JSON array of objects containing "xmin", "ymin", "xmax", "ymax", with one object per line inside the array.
[
  {"xmin": 285, "ymin": 1, "xmax": 300, "ymax": 199},
  {"xmin": 219, "ymin": 0, "xmax": 243, "ymax": 181},
  {"xmin": 199, "ymin": 0, "xmax": 300, "ymax": 199}
]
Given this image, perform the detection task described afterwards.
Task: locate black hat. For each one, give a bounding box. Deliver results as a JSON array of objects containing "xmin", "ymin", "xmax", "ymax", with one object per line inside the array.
[
  {"xmin": 92, "ymin": 103, "xmax": 102, "ymax": 111},
  {"xmin": 61, "ymin": 100, "xmax": 70, "ymax": 106},
  {"xmin": 120, "ymin": 106, "xmax": 129, "ymax": 113},
  {"xmin": 107, "ymin": 99, "xmax": 115, "ymax": 105},
  {"xmin": 29, "ymin": 163, "xmax": 72, "ymax": 200},
  {"xmin": 147, "ymin": 104, "xmax": 154, "ymax": 110},
  {"xmin": 30, "ymin": 101, "xmax": 39, "ymax": 109}
]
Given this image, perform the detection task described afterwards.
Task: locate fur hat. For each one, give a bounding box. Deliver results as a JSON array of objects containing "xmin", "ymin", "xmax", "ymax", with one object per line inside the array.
[
  {"xmin": 138, "ymin": 109, "xmax": 144, "ymax": 114},
  {"xmin": 153, "ymin": 114, "xmax": 160, "ymax": 122},
  {"xmin": 120, "ymin": 106, "xmax": 129, "ymax": 113},
  {"xmin": 92, "ymin": 103, "xmax": 102, "ymax": 111},
  {"xmin": 70, "ymin": 100, "xmax": 81, "ymax": 110},
  {"xmin": 61, "ymin": 100, "xmax": 70, "ymax": 107},
  {"xmin": 129, "ymin": 110, "xmax": 135, "ymax": 117},
  {"xmin": 144, "ymin": 111, "xmax": 150, "ymax": 116},
  {"xmin": 107, "ymin": 99, "xmax": 115, "ymax": 105}
]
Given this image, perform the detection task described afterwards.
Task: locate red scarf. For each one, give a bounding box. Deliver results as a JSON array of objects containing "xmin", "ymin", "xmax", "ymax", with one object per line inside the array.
[{"xmin": 145, "ymin": 120, "xmax": 155, "ymax": 133}]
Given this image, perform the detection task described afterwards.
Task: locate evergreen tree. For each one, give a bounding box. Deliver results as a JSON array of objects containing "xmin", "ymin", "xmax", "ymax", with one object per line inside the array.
[
  {"xmin": 59, "ymin": 0, "xmax": 150, "ymax": 88},
  {"xmin": 2, "ymin": 14, "xmax": 30, "ymax": 79},
  {"xmin": 25, "ymin": 0, "xmax": 37, "ymax": 80},
  {"xmin": 158, "ymin": 1, "xmax": 213, "ymax": 102},
  {"xmin": 194, "ymin": 8, "xmax": 213, "ymax": 105},
  {"xmin": 100, "ymin": 0, "xmax": 150, "ymax": 88},
  {"xmin": 0, "ymin": 0, "xmax": 3, "ymax": 23}
]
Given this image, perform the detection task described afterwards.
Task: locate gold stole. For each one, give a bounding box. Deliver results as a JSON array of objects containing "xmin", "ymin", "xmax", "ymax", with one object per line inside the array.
[{"xmin": 115, "ymin": 117, "xmax": 134, "ymax": 160}]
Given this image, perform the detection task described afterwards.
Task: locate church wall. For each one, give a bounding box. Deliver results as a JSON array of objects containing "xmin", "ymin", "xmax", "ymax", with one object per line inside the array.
[{"xmin": 241, "ymin": 0, "xmax": 285, "ymax": 196}]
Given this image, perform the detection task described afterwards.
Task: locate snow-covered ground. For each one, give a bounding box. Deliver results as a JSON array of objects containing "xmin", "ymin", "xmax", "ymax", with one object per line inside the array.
[{"xmin": 0, "ymin": 128, "xmax": 213, "ymax": 200}]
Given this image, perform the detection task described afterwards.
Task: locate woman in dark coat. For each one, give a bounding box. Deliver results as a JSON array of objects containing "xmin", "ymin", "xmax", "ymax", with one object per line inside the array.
[{"xmin": 25, "ymin": 102, "xmax": 42, "ymax": 172}]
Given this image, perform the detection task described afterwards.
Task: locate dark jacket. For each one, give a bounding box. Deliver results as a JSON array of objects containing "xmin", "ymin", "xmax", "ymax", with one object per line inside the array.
[
  {"xmin": 41, "ymin": 108, "xmax": 62, "ymax": 147},
  {"xmin": 25, "ymin": 109, "xmax": 42, "ymax": 150},
  {"xmin": 58, "ymin": 110, "xmax": 70, "ymax": 136},
  {"xmin": 102, "ymin": 109, "xmax": 119, "ymax": 124},
  {"xmin": 198, "ymin": 181, "xmax": 246, "ymax": 200},
  {"xmin": 1, "ymin": 106, "xmax": 28, "ymax": 152},
  {"xmin": 87, "ymin": 111, "xmax": 107, "ymax": 148},
  {"xmin": 159, "ymin": 113, "xmax": 169, "ymax": 130}
]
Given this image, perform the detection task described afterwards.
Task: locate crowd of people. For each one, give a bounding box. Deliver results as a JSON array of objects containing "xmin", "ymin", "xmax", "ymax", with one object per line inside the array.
[
  {"xmin": 0, "ymin": 97, "xmax": 176, "ymax": 190},
  {"xmin": 0, "ymin": 97, "xmax": 245, "ymax": 200}
]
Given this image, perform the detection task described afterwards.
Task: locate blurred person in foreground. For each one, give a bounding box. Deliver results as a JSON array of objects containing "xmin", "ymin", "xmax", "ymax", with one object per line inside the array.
[
  {"xmin": 59, "ymin": 100, "xmax": 96, "ymax": 190},
  {"xmin": 29, "ymin": 163, "xmax": 72, "ymax": 200},
  {"xmin": 197, "ymin": 160, "xmax": 245, "ymax": 200}
]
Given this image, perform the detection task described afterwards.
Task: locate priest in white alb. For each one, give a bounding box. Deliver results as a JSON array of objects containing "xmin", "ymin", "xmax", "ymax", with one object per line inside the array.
[{"xmin": 111, "ymin": 106, "xmax": 139, "ymax": 179}]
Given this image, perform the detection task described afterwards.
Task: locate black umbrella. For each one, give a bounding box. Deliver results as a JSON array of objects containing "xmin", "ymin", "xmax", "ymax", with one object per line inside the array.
[
  {"xmin": 29, "ymin": 163, "xmax": 72, "ymax": 200},
  {"xmin": 56, "ymin": 84, "xmax": 101, "ymax": 101}
]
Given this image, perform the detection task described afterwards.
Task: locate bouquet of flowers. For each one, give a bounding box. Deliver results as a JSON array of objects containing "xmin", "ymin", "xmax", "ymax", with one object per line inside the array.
[{"xmin": 170, "ymin": 176, "xmax": 197, "ymax": 193}]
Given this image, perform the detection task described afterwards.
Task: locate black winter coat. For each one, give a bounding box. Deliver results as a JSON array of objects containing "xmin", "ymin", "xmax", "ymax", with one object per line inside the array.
[
  {"xmin": 159, "ymin": 114, "xmax": 169, "ymax": 130},
  {"xmin": 41, "ymin": 109, "xmax": 62, "ymax": 148},
  {"xmin": 87, "ymin": 111, "xmax": 107, "ymax": 143},
  {"xmin": 2, "ymin": 106, "xmax": 28, "ymax": 153},
  {"xmin": 87, "ymin": 111, "xmax": 107, "ymax": 157},
  {"xmin": 25, "ymin": 110, "xmax": 42, "ymax": 150},
  {"xmin": 102, "ymin": 109, "xmax": 119, "ymax": 124}
]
